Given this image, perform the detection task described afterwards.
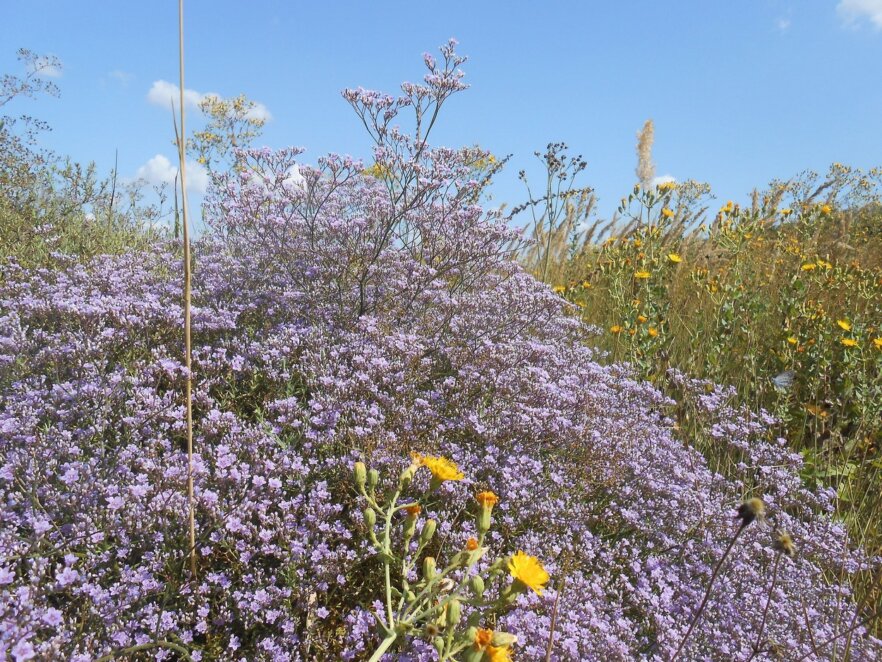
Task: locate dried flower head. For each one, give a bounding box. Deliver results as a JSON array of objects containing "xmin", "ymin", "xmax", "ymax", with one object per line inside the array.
[
  {"xmin": 773, "ymin": 530, "xmax": 796, "ymax": 557},
  {"xmin": 736, "ymin": 497, "xmax": 766, "ymax": 527}
]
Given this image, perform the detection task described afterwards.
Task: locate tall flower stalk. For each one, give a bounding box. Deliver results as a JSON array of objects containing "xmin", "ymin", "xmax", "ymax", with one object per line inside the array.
[
  {"xmin": 176, "ymin": 0, "xmax": 197, "ymax": 579},
  {"xmin": 671, "ymin": 498, "xmax": 765, "ymax": 661}
]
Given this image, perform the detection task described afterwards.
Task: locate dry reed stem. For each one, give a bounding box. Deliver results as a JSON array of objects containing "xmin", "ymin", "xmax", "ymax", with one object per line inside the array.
[{"xmin": 177, "ymin": 0, "xmax": 197, "ymax": 579}]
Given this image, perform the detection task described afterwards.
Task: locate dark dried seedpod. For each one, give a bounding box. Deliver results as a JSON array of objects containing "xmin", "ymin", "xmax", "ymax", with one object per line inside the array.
[{"xmin": 736, "ymin": 497, "xmax": 766, "ymax": 527}]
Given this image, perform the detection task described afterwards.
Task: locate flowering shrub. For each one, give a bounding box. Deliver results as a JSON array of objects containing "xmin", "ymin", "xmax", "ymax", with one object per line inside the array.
[{"xmin": 1, "ymin": 41, "xmax": 881, "ymax": 660}]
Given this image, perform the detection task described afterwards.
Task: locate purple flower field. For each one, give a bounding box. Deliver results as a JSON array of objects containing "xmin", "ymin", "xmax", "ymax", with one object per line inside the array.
[{"xmin": 1, "ymin": 42, "xmax": 880, "ymax": 661}]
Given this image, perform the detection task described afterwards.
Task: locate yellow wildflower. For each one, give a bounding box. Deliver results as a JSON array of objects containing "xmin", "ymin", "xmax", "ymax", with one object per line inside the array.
[
  {"xmin": 634, "ymin": 270, "xmax": 651, "ymax": 280},
  {"xmin": 841, "ymin": 338, "xmax": 858, "ymax": 347},
  {"xmin": 411, "ymin": 453, "xmax": 464, "ymax": 482},
  {"xmin": 820, "ymin": 204, "xmax": 832, "ymax": 214},
  {"xmin": 363, "ymin": 162, "xmax": 391, "ymax": 178},
  {"xmin": 508, "ymin": 551, "xmax": 550, "ymax": 595},
  {"xmin": 787, "ymin": 336, "xmax": 798, "ymax": 345},
  {"xmin": 474, "ymin": 629, "xmax": 493, "ymax": 650},
  {"xmin": 837, "ymin": 319, "xmax": 852, "ymax": 331},
  {"xmin": 582, "ymin": 280, "xmax": 591, "ymax": 288},
  {"xmin": 466, "ymin": 537, "xmax": 479, "ymax": 551},
  {"xmin": 657, "ymin": 180, "xmax": 677, "ymax": 191},
  {"xmin": 668, "ymin": 253, "xmax": 683, "ymax": 263},
  {"xmin": 781, "ymin": 208, "xmax": 792, "ymax": 216},
  {"xmin": 476, "ymin": 491, "xmax": 499, "ymax": 508},
  {"xmin": 721, "ymin": 201, "xmax": 734, "ymax": 214},
  {"xmin": 405, "ymin": 505, "xmax": 422, "ymax": 517},
  {"xmin": 801, "ymin": 263, "xmax": 816, "ymax": 271},
  {"xmin": 661, "ymin": 207, "xmax": 674, "ymax": 218},
  {"xmin": 610, "ymin": 325, "xmax": 623, "ymax": 334},
  {"xmin": 647, "ymin": 327, "xmax": 659, "ymax": 338},
  {"xmin": 637, "ymin": 315, "xmax": 648, "ymax": 324},
  {"xmin": 487, "ymin": 645, "xmax": 513, "ymax": 661},
  {"xmin": 552, "ymin": 285, "xmax": 566, "ymax": 294},
  {"xmin": 805, "ymin": 404, "xmax": 829, "ymax": 419},
  {"xmin": 874, "ymin": 337, "xmax": 882, "ymax": 349}
]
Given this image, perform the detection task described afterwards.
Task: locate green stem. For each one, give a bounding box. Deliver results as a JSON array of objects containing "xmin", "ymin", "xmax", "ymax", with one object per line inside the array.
[{"xmin": 368, "ymin": 632, "xmax": 399, "ymax": 662}]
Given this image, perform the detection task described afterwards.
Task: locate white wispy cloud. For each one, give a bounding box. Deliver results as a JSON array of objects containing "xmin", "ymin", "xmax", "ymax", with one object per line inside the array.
[
  {"xmin": 146, "ymin": 80, "xmax": 272, "ymax": 121},
  {"xmin": 147, "ymin": 80, "xmax": 211, "ymax": 112},
  {"xmin": 108, "ymin": 70, "xmax": 134, "ymax": 86},
  {"xmin": 776, "ymin": 17, "xmax": 792, "ymax": 32},
  {"xmin": 27, "ymin": 55, "xmax": 62, "ymax": 78},
  {"xmin": 244, "ymin": 102, "xmax": 272, "ymax": 122},
  {"xmin": 133, "ymin": 154, "xmax": 209, "ymax": 194},
  {"xmin": 651, "ymin": 174, "xmax": 677, "ymax": 188},
  {"xmin": 837, "ymin": 0, "xmax": 882, "ymax": 29}
]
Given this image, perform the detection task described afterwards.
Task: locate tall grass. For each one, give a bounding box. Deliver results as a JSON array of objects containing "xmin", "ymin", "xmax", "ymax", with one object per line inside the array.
[{"xmin": 524, "ymin": 162, "xmax": 882, "ymax": 617}]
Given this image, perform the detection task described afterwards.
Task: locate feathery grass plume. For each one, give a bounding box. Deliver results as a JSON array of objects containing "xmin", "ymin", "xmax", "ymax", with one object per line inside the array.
[{"xmin": 635, "ymin": 119, "xmax": 655, "ymax": 191}]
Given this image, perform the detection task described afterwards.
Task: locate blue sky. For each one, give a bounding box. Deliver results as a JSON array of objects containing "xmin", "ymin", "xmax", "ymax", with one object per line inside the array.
[{"xmin": 2, "ymin": 0, "xmax": 882, "ymax": 227}]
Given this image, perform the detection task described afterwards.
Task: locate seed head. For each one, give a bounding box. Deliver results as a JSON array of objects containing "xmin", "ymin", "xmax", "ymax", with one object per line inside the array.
[
  {"xmin": 736, "ymin": 497, "xmax": 766, "ymax": 527},
  {"xmin": 773, "ymin": 530, "xmax": 796, "ymax": 557}
]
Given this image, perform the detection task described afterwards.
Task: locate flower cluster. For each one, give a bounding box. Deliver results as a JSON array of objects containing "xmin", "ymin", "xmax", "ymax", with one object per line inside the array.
[{"xmin": 1, "ymin": 42, "xmax": 880, "ymax": 661}]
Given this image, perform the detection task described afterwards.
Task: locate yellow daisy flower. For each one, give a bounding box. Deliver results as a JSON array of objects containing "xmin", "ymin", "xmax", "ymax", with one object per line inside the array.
[
  {"xmin": 634, "ymin": 270, "xmax": 651, "ymax": 280},
  {"xmin": 508, "ymin": 551, "xmax": 550, "ymax": 595},
  {"xmin": 411, "ymin": 453, "xmax": 464, "ymax": 482},
  {"xmin": 874, "ymin": 337, "xmax": 882, "ymax": 349},
  {"xmin": 837, "ymin": 319, "xmax": 852, "ymax": 331},
  {"xmin": 668, "ymin": 253, "xmax": 683, "ymax": 263},
  {"xmin": 841, "ymin": 338, "xmax": 858, "ymax": 348},
  {"xmin": 661, "ymin": 207, "xmax": 674, "ymax": 218},
  {"xmin": 487, "ymin": 645, "xmax": 513, "ymax": 662}
]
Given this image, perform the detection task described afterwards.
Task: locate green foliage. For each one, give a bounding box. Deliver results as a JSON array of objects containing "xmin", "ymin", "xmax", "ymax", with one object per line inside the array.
[
  {"xmin": 540, "ymin": 165, "xmax": 882, "ymax": 562},
  {"xmin": 0, "ymin": 49, "xmax": 166, "ymax": 267}
]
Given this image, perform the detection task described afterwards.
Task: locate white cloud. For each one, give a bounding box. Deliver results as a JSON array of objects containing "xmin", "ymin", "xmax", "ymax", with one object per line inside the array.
[
  {"xmin": 245, "ymin": 102, "xmax": 272, "ymax": 122},
  {"xmin": 28, "ymin": 55, "xmax": 62, "ymax": 78},
  {"xmin": 282, "ymin": 164, "xmax": 306, "ymax": 192},
  {"xmin": 837, "ymin": 0, "xmax": 882, "ymax": 29},
  {"xmin": 133, "ymin": 154, "xmax": 209, "ymax": 194},
  {"xmin": 147, "ymin": 80, "xmax": 208, "ymax": 112},
  {"xmin": 108, "ymin": 70, "xmax": 134, "ymax": 86},
  {"xmin": 651, "ymin": 174, "xmax": 677, "ymax": 188},
  {"xmin": 776, "ymin": 17, "xmax": 792, "ymax": 32},
  {"xmin": 146, "ymin": 80, "xmax": 272, "ymax": 121}
]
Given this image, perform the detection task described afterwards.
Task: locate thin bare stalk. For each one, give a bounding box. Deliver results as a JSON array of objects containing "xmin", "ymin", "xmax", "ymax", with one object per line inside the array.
[
  {"xmin": 177, "ymin": 0, "xmax": 197, "ymax": 579},
  {"xmin": 747, "ymin": 554, "xmax": 782, "ymax": 661},
  {"xmin": 670, "ymin": 521, "xmax": 747, "ymax": 661},
  {"xmin": 545, "ymin": 573, "xmax": 566, "ymax": 662}
]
